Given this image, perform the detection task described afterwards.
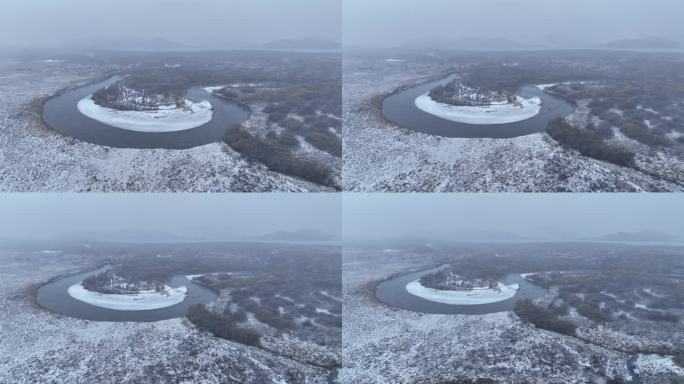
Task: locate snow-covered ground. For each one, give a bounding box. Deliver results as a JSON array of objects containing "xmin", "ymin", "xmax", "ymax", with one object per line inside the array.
[
  {"xmin": 0, "ymin": 59, "xmax": 331, "ymax": 192},
  {"xmin": 415, "ymin": 93, "xmax": 541, "ymax": 124},
  {"xmin": 406, "ymin": 279, "xmax": 519, "ymax": 304},
  {"xmin": 77, "ymin": 96, "xmax": 213, "ymax": 132},
  {"xmin": 343, "ymin": 58, "xmax": 684, "ymax": 192},
  {"xmin": 68, "ymin": 282, "xmax": 187, "ymax": 310},
  {"xmin": 185, "ymin": 274, "xmax": 203, "ymax": 280},
  {"xmin": 186, "ymin": 272, "xmax": 245, "ymax": 281},
  {"xmin": 536, "ymin": 83, "xmax": 557, "ymax": 91},
  {"xmin": 0, "ymin": 251, "xmax": 334, "ymax": 383},
  {"xmin": 341, "ymin": 248, "xmax": 637, "ymax": 383},
  {"xmin": 203, "ymin": 86, "xmax": 225, "ymax": 94},
  {"xmin": 634, "ymin": 354, "xmax": 684, "ymax": 379}
]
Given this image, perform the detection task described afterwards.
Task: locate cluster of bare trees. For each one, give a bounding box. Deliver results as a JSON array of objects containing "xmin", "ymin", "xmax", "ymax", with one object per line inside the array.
[
  {"xmin": 187, "ymin": 304, "xmax": 261, "ymax": 346},
  {"xmin": 546, "ymin": 117, "xmax": 635, "ymax": 167},
  {"xmin": 513, "ymin": 299, "xmax": 577, "ymax": 336},
  {"xmin": 224, "ymin": 126, "xmax": 337, "ymax": 188},
  {"xmin": 82, "ymin": 269, "xmax": 164, "ymax": 294},
  {"xmin": 420, "ymin": 269, "xmax": 499, "ymax": 291},
  {"xmin": 92, "ymin": 81, "xmax": 184, "ymax": 111},
  {"xmin": 429, "ymin": 80, "xmax": 510, "ymax": 107}
]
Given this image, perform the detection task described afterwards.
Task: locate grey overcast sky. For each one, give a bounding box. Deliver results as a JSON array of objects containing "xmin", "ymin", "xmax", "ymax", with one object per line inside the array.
[
  {"xmin": 344, "ymin": 0, "xmax": 684, "ymax": 48},
  {"xmin": 0, "ymin": 0, "xmax": 340, "ymax": 48},
  {"xmin": 0, "ymin": 194, "xmax": 340, "ymax": 240},
  {"xmin": 343, "ymin": 194, "xmax": 683, "ymax": 240}
]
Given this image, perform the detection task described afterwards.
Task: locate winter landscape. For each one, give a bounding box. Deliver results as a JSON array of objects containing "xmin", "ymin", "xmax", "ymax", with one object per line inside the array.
[
  {"xmin": 0, "ymin": 49, "xmax": 341, "ymax": 192},
  {"xmin": 342, "ymin": 240, "xmax": 684, "ymax": 383},
  {"xmin": 343, "ymin": 49, "xmax": 684, "ymax": 192},
  {"xmin": 0, "ymin": 0, "xmax": 341, "ymax": 192},
  {"xmin": 343, "ymin": 241, "xmax": 684, "ymax": 383},
  {"xmin": 342, "ymin": 193, "xmax": 684, "ymax": 383},
  {"xmin": 0, "ymin": 194, "xmax": 342, "ymax": 384},
  {"xmin": 343, "ymin": 0, "xmax": 684, "ymax": 192},
  {"xmin": 0, "ymin": 240, "xmax": 341, "ymax": 383}
]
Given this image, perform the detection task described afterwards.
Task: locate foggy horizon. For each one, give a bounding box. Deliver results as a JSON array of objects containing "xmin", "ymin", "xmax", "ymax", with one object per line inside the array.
[
  {"xmin": 0, "ymin": 0, "xmax": 341, "ymax": 49},
  {"xmin": 344, "ymin": 0, "xmax": 684, "ymax": 49},
  {"xmin": 0, "ymin": 194, "xmax": 341, "ymax": 242},
  {"xmin": 343, "ymin": 194, "xmax": 684, "ymax": 242}
]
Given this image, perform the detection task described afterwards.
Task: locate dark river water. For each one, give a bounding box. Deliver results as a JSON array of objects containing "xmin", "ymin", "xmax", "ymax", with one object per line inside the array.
[
  {"xmin": 376, "ymin": 267, "xmax": 546, "ymax": 315},
  {"xmin": 42, "ymin": 78, "xmax": 250, "ymax": 149},
  {"xmin": 382, "ymin": 76, "xmax": 575, "ymax": 138},
  {"xmin": 36, "ymin": 269, "xmax": 218, "ymax": 322}
]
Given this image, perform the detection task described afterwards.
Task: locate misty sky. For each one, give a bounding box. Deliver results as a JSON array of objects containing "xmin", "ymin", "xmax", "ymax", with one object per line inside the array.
[
  {"xmin": 0, "ymin": 0, "xmax": 340, "ymax": 48},
  {"xmin": 344, "ymin": 0, "xmax": 684, "ymax": 48},
  {"xmin": 343, "ymin": 194, "xmax": 683, "ymax": 241},
  {"xmin": 0, "ymin": 194, "xmax": 680, "ymax": 242},
  {"xmin": 0, "ymin": 194, "xmax": 340, "ymax": 241}
]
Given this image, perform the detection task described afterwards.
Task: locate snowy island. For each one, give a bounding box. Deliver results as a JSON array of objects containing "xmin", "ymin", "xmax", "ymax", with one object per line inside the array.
[
  {"xmin": 77, "ymin": 96, "xmax": 213, "ymax": 133},
  {"xmin": 68, "ymin": 283, "xmax": 187, "ymax": 311},
  {"xmin": 77, "ymin": 80, "xmax": 213, "ymax": 133},
  {"xmin": 67, "ymin": 270, "xmax": 187, "ymax": 311},
  {"xmin": 406, "ymin": 279, "xmax": 519, "ymax": 305},
  {"xmin": 415, "ymin": 78, "xmax": 542, "ymax": 124},
  {"xmin": 407, "ymin": 268, "xmax": 519, "ymax": 305}
]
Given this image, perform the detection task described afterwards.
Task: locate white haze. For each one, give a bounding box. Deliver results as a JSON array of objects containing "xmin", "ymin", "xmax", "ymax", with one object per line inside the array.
[
  {"xmin": 0, "ymin": 194, "xmax": 341, "ymax": 242},
  {"xmin": 344, "ymin": 0, "xmax": 684, "ymax": 49},
  {"xmin": 343, "ymin": 194, "xmax": 684, "ymax": 242},
  {"xmin": 0, "ymin": 0, "xmax": 341, "ymax": 49}
]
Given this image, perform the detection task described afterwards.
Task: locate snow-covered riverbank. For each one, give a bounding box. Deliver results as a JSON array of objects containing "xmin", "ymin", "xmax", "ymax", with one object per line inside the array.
[
  {"xmin": 68, "ymin": 282, "xmax": 188, "ymax": 310},
  {"xmin": 77, "ymin": 96, "xmax": 213, "ymax": 132},
  {"xmin": 414, "ymin": 92, "xmax": 542, "ymax": 124},
  {"xmin": 406, "ymin": 279, "xmax": 519, "ymax": 305}
]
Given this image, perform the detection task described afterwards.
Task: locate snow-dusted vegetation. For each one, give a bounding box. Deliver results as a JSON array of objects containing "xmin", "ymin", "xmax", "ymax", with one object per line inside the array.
[
  {"xmin": 0, "ymin": 241, "xmax": 340, "ymax": 383},
  {"xmin": 343, "ymin": 50, "xmax": 684, "ymax": 192},
  {"xmin": 0, "ymin": 51, "xmax": 338, "ymax": 192},
  {"xmin": 342, "ymin": 242, "xmax": 684, "ymax": 383},
  {"xmin": 212, "ymin": 79, "xmax": 342, "ymax": 189}
]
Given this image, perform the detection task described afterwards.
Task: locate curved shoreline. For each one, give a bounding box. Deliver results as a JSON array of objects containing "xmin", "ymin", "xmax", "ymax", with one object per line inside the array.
[
  {"xmin": 381, "ymin": 74, "xmax": 575, "ymax": 138},
  {"xmin": 42, "ymin": 77, "xmax": 251, "ymax": 149},
  {"xmin": 375, "ymin": 266, "xmax": 546, "ymax": 315}
]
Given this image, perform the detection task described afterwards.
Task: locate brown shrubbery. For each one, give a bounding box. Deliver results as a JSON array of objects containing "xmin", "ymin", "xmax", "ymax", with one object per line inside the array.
[
  {"xmin": 224, "ymin": 126, "xmax": 336, "ymax": 188},
  {"xmin": 187, "ymin": 304, "xmax": 261, "ymax": 347},
  {"xmin": 546, "ymin": 118, "xmax": 635, "ymax": 167},
  {"xmin": 513, "ymin": 299, "xmax": 577, "ymax": 336}
]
